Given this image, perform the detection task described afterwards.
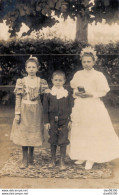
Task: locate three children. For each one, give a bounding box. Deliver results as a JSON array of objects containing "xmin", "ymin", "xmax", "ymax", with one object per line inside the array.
[{"xmin": 11, "ymin": 48, "xmax": 119, "ymax": 170}]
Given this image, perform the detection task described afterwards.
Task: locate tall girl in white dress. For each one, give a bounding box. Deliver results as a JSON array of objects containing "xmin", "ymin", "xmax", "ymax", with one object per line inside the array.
[{"xmin": 69, "ymin": 47, "xmax": 119, "ymax": 170}]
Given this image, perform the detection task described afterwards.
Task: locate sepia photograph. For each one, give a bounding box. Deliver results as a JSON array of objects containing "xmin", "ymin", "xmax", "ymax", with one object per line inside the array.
[{"xmin": 0, "ymin": 0, "xmax": 119, "ymax": 192}]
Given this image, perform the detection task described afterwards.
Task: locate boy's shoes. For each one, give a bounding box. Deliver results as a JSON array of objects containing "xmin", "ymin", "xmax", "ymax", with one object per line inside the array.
[
  {"xmin": 60, "ymin": 163, "xmax": 66, "ymax": 170},
  {"xmin": 60, "ymin": 158, "xmax": 66, "ymax": 170},
  {"xmin": 75, "ymin": 160, "xmax": 85, "ymax": 165},
  {"xmin": 29, "ymin": 155, "xmax": 34, "ymax": 164},
  {"xmin": 85, "ymin": 161, "xmax": 94, "ymax": 170},
  {"xmin": 28, "ymin": 164, "xmax": 34, "ymax": 169},
  {"xmin": 49, "ymin": 160, "xmax": 56, "ymax": 168},
  {"xmin": 19, "ymin": 160, "xmax": 28, "ymax": 169}
]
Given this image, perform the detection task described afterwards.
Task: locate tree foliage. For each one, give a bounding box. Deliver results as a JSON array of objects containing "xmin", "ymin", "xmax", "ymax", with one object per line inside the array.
[
  {"xmin": 0, "ymin": 0, "xmax": 59, "ymax": 36},
  {"xmin": 0, "ymin": 0, "xmax": 119, "ymax": 37}
]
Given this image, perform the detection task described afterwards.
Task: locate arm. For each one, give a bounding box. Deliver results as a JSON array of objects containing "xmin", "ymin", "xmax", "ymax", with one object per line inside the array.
[
  {"xmin": 68, "ymin": 92, "xmax": 74, "ymax": 130},
  {"xmin": 72, "ymin": 72, "xmax": 110, "ymax": 99},
  {"xmin": 70, "ymin": 72, "xmax": 79, "ymax": 89},
  {"xmin": 70, "ymin": 72, "xmax": 85, "ymax": 98},
  {"xmin": 68, "ymin": 92, "xmax": 74, "ymax": 117},
  {"xmin": 15, "ymin": 94, "xmax": 22, "ymax": 115},
  {"xmin": 14, "ymin": 94, "xmax": 22, "ymax": 124},
  {"xmin": 14, "ymin": 79, "xmax": 23, "ymax": 123},
  {"xmin": 40, "ymin": 79, "xmax": 49, "ymax": 94},
  {"xmin": 92, "ymin": 73, "xmax": 110, "ymax": 98},
  {"xmin": 43, "ymin": 93, "xmax": 50, "ymax": 130}
]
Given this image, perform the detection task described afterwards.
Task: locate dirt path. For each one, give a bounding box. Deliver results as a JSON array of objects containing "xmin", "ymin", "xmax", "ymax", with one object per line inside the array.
[{"xmin": 0, "ymin": 105, "xmax": 119, "ymax": 188}]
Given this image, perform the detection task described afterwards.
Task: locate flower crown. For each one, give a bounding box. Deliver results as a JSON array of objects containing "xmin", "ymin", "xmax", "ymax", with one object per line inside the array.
[{"xmin": 80, "ymin": 46, "xmax": 98, "ymax": 61}]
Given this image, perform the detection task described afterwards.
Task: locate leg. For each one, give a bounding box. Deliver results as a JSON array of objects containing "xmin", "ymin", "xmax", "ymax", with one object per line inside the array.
[
  {"xmin": 20, "ymin": 146, "xmax": 28, "ymax": 169},
  {"xmin": 49, "ymin": 144, "xmax": 57, "ymax": 168},
  {"xmin": 60, "ymin": 145, "xmax": 66, "ymax": 170},
  {"xmin": 29, "ymin": 146, "xmax": 34, "ymax": 164},
  {"xmin": 48, "ymin": 121, "xmax": 58, "ymax": 168}
]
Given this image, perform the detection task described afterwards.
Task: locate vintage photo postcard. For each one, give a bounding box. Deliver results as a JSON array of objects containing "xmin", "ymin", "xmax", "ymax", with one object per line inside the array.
[{"xmin": 0, "ymin": 0, "xmax": 119, "ymax": 192}]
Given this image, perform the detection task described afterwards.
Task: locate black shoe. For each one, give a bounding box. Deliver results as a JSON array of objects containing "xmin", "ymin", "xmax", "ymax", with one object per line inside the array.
[
  {"xmin": 60, "ymin": 158, "xmax": 66, "ymax": 170},
  {"xmin": 49, "ymin": 159, "xmax": 56, "ymax": 168},
  {"xmin": 29, "ymin": 146, "xmax": 34, "ymax": 164},
  {"xmin": 60, "ymin": 145, "xmax": 66, "ymax": 170},
  {"xmin": 20, "ymin": 159, "xmax": 28, "ymax": 169},
  {"xmin": 29, "ymin": 155, "xmax": 34, "ymax": 164},
  {"xmin": 20, "ymin": 146, "xmax": 28, "ymax": 169}
]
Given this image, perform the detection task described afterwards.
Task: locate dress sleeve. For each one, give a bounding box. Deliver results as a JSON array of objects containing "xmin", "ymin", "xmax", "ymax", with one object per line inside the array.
[
  {"xmin": 43, "ymin": 93, "xmax": 50, "ymax": 123},
  {"xmin": 40, "ymin": 79, "xmax": 49, "ymax": 94},
  {"xmin": 14, "ymin": 78, "xmax": 25, "ymax": 95},
  {"xmin": 93, "ymin": 72, "xmax": 110, "ymax": 98},
  {"xmin": 70, "ymin": 72, "xmax": 80, "ymax": 89},
  {"xmin": 14, "ymin": 79, "xmax": 23, "ymax": 114}
]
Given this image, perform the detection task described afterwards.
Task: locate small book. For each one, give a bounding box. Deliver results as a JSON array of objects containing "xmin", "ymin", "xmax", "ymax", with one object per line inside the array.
[{"xmin": 77, "ymin": 86, "xmax": 85, "ymax": 93}]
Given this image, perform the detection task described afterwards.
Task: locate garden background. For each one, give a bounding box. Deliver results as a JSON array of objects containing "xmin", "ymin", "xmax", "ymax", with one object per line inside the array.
[
  {"xmin": 0, "ymin": 0, "xmax": 119, "ymax": 189},
  {"xmin": 0, "ymin": 40, "xmax": 119, "ymax": 106}
]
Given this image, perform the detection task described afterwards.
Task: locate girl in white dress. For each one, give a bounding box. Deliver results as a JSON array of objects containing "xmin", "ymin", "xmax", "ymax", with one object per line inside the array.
[{"xmin": 69, "ymin": 47, "xmax": 119, "ymax": 170}]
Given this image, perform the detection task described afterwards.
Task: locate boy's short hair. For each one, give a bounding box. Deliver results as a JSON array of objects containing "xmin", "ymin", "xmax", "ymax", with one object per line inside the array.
[{"xmin": 52, "ymin": 70, "xmax": 66, "ymax": 80}]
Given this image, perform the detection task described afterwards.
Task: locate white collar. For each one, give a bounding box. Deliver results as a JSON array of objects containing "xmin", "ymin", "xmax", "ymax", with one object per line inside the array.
[{"xmin": 50, "ymin": 86, "xmax": 68, "ymax": 99}]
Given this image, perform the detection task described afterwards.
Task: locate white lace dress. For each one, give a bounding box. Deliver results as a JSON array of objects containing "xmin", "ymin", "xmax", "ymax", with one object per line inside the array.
[{"xmin": 69, "ymin": 69, "xmax": 119, "ymax": 163}]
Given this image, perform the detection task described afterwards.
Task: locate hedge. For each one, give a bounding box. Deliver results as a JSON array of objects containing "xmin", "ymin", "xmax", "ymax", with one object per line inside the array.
[{"xmin": 0, "ymin": 39, "xmax": 119, "ymax": 105}]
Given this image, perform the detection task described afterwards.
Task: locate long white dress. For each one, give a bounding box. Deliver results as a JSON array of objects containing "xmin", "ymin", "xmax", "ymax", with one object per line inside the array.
[{"xmin": 69, "ymin": 68, "xmax": 119, "ymax": 163}]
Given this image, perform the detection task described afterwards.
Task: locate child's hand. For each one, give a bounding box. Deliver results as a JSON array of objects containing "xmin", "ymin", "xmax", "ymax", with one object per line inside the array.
[
  {"xmin": 15, "ymin": 114, "xmax": 21, "ymax": 124},
  {"xmin": 68, "ymin": 121, "xmax": 72, "ymax": 130},
  {"xmin": 75, "ymin": 91, "xmax": 83, "ymax": 97},
  {"xmin": 80, "ymin": 92, "xmax": 93, "ymax": 98},
  {"xmin": 75, "ymin": 92, "xmax": 93, "ymax": 98},
  {"xmin": 42, "ymin": 136, "xmax": 45, "ymax": 143},
  {"xmin": 45, "ymin": 123, "xmax": 51, "ymax": 130}
]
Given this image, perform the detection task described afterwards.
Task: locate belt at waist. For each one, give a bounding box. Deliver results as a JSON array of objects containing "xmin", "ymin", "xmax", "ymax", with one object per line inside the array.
[
  {"xmin": 49, "ymin": 114, "xmax": 69, "ymax": 121},
  {"xmin": 22, "ymin": 99, "xmax": 38, "ymax": 104}
]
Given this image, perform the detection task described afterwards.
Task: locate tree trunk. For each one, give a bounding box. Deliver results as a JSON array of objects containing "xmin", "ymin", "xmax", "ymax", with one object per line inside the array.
[{"xmin": 75, "ymin": 14, "xmax": 88, "ymax": 42}]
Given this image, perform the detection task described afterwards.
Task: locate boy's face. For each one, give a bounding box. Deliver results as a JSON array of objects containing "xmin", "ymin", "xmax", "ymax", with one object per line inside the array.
[
  {"xmin": 52, "ymin": 75, "xmax": 65, "ymax": 89},
  {"xmin": 26, "ymin": 61, "xmax": 38, "ymax": 76}
]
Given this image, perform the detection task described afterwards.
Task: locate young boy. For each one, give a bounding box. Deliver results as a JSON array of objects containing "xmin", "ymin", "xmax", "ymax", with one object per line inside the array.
[{"xmin": 43, "ymin": 70, "xmax": 73, "ymax": 170}]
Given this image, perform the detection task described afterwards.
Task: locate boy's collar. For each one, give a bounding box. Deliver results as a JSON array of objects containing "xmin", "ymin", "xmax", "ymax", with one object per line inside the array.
[
  {"xmin": 50, "ymin": 86, "xmax": 68, "ymax": 99},
  {"xmin": 52, "ymin": 86, "xmax": 64, "ymax": 91}
]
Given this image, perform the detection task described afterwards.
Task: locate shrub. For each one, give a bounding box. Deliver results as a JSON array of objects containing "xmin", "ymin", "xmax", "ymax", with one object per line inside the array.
[{"xmin": 0, "ymin": 39, "xmax": 119, "ymax": 105}]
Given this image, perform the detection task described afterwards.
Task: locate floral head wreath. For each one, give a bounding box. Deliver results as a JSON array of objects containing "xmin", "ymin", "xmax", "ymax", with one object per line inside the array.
[{"xmin": 80, "ymin": 46, "xmax": 98, "ymax": 61}]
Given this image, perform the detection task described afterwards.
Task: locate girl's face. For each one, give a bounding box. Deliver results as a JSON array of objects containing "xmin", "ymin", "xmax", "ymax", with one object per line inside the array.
[
  {"xmin": 82, "ymin": 55, "xmax": 95, "ymax": 71},
  {"xmin": 26, "ymin": 61, "xmax": 38, "ymax": 76},
  {"xmin": 52, "ymin": 75, "xmax": 65, "ymax": 89}
]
